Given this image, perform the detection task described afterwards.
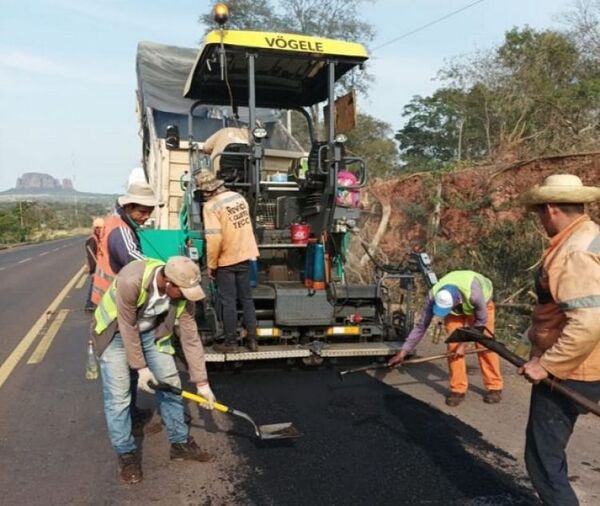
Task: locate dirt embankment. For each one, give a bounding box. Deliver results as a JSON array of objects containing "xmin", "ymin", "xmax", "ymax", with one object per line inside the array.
[
  {"xmin": 349, "ymin": 152, "xmax": 600, "ymax": 342},
  {"xmin": 361, "ymin": 152, "xmax": 600, "ymax": 261}
]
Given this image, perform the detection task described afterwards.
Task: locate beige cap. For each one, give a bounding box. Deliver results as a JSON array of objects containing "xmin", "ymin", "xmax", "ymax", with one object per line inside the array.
[
  {"xmin": 520, "ymin": 174, "xmax": 600, "ymax": 209},
  {"xmin": 164, "ymin": 256, "xmax": 205, "ymax": 302},
  {"xmin": 195, "ymin": 169, "xmax": 225, "ymax": 192},
  {"xmin": 118, "ymin": 181, "xmax": 164, "ymax": 208},
  {"xmin": 92, "ymin": 217, "xmax": 105, "ymax": 228}
]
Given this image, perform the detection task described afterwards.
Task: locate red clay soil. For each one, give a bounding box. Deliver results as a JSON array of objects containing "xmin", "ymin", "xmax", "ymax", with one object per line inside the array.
[{"xmin": 363, "ymin": 152, "xmax": 600, "ymax": 260}]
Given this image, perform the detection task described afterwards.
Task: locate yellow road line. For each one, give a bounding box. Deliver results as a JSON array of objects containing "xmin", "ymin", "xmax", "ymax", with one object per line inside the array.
[
  {"xmin": 75, "ymin": 272, "xmax": 88, "ymax": 289},
  {"xmin": 27, "ymin": 309, "xmax": 70, "ymax": 364},
  {"xmin": 0, "ymin": 265, "xmax": 86, "ymax": 389}
]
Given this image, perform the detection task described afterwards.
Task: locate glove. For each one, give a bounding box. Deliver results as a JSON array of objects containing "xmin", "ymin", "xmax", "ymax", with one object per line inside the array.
[
  {"xmin": 197, "ymin": 382, "xmax": 216, "ymax": 410},
  {"xmin": 388, "ymin": 349, "xmax": 408, "ymax": 367},
  {"xmin": 137, "ymin": 367, "xmax": 157, "ymax": 394}
]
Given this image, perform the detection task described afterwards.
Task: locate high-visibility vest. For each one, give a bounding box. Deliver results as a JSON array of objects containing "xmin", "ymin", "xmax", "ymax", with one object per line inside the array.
[
  {"xmin": 92, "ymin": 214, "xmax": 130, "ymax": 305},
  {"xmin": 432, "ymin": 270, "xmax": 493, "ymax": 316},
  {"xmin": 94, "ymin": 258, "xmax": 186, "ymax": 354}
]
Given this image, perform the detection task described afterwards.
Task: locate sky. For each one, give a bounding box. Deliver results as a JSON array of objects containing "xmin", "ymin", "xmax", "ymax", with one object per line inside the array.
[{"xmin": 0, "ymin": 0, "xmax": 572, "ymax": 194}]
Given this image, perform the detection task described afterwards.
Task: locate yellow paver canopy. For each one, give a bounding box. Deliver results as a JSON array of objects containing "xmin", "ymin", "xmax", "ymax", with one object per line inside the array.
[{"xmin": 184, "ymin": 30, "xmax": 369, "ymax": 108}]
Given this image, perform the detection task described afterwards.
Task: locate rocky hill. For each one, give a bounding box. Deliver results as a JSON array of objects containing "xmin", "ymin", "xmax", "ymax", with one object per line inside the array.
[
  {"xmin": 16, "ymin": 172, "xmax": 73, "ymax": 190},
  {"xmin": 0, "ymin": 172, "xmax": 117, "ymax": 203}
]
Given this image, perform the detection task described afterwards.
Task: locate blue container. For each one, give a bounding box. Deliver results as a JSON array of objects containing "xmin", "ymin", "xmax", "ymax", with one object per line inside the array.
[
  {"xmin": 249, "ymin": 258, "xmax": 258, "ymax": 288},
  {"xmin": 304, "ymin": 242, "xmax": 314, "ymax": 287},
  {"xmin": 312, "ymin": 243, "xmax": 325, "ymax": 288}
]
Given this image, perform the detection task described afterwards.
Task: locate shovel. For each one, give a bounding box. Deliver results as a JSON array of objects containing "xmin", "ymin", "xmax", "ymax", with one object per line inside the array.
[
  {"xmin": 152, "ymin": 382, "xmax": 301, "ymax": 440},
  {"xmin": 446, "ymin": 328, "xmax": 600, "ymax": 418},
  {"xmin": 338, "ymin": 348, "xmax": 485, "ymax": 380}
]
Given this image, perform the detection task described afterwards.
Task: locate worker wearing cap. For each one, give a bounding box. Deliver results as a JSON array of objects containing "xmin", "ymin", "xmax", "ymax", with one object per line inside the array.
[
  {"xmin": 92, "ymin": 180, "xmax": 163, "ymax": 429},
  {"xmin": 91, "ymin": 256, "xmax": 216, "ymax": 484},
  {"xmin": 196, "ymin": 169, "xmax": 259, "ymax": 354},
  {"xmin": 517, "ymin": 174, "xmax": 600, "ymax": 506},
  {"xmin": 84, "ymin": 217, "xmax": 104, "ymax": 311},
  {"xmin": 389, "ymin": 270, "xmax": 503, "ymax": 406}
]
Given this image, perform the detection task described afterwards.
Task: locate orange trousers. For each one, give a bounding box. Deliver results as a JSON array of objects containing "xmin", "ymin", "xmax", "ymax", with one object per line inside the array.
[{"xmin": 445, "ymin": 302, "xmax": 503, "ymax": 394}]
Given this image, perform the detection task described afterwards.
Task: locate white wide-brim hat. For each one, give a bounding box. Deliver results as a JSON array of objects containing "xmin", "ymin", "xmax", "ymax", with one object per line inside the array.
[
  {"xmin": 519, "ymin": 174, "xmax": 600, "ymax": 209},
  {"xmin": 117, "ymin": 181, "xmax": 164, "ymax": 208}
]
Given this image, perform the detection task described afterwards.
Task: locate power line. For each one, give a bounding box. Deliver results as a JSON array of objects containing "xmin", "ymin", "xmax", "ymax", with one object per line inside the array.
[{"xmin": 372, "ymin": 0, "xmax": 486, "ymax": 51}]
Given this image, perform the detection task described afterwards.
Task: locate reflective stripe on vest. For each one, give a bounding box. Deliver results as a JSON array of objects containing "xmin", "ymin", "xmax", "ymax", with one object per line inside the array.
[
  {"xmin": 432, "ymin": 270, "xmax": 493, "ymax": 315},
  {"xmin": 91, "ymin": 214, "xmax": 128, "ymax": 305},
  {"xmin": 94, "ymin": 259, "xmax": 186, "ymax": 355}
]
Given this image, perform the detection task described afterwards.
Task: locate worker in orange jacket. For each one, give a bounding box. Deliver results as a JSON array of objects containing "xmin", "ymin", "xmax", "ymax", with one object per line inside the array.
[
  {"xmin": 518, "ymin": 174, "xmax": 600, "ymax": 505},
  {"xmin": 196, "ymin": 169, "xmax": 259, "ymax": 354}
]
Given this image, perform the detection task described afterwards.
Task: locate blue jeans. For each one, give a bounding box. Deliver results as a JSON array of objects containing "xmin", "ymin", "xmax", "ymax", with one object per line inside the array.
[
  {"xmin": 525, "ymin": 380, "xmax": 600, "ymax": 506},
  {"xmin": 99, "ymin": 330, "xmax": 188, "ymax": 455}
]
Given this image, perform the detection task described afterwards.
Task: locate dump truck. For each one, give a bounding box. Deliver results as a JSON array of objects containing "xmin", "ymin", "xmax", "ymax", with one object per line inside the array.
[{"xmin": 135, "ymin": 14, "xmax": 435, "ymax": 364}]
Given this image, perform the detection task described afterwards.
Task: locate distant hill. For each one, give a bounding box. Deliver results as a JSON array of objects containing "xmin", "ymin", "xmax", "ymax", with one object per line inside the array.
[{"xmin": 0, "ymin": 172, "xmax": 118, "ymax": 204}]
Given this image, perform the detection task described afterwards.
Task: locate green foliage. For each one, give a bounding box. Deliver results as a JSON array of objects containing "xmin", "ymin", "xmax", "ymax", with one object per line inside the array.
[
  {"xmin": 433, "ymin": 217, "xmax": 542, "ymax": 302},
  {"xmin": 0, "ymin": 201, "xmax": 109, "ymax": 245},
  {"xmin": 396, "ymin": 26, "xmax": 600, "ymax": 169},
  {"xmin": 477, "ymin": 219, "xmax": 542, "ymax": 294},
  {"xmin": 400, "ymin": 202, "xmax": 428, "ymax": 227},
  {"xmin": 346, "ymin": 113, "xmax": 399, "ymax": 178}
]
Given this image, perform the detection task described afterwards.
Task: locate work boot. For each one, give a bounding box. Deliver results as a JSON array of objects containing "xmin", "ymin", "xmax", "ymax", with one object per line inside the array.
[
  {"xmin": 246, "ymin": 337, "xmax": 258, "ymax": 352},
  {"xmin": 170, "ymin": 437, "xmax": 215, "ymax": 462},
  {"xmin": 118, "ymin": 452, "xmax": 142, "ymax": 484},
  {"xmin": 483, "ymin": 390, "xmax": 502, "ymax": 404},
  {"xmin": 445, "ymin": 392, "xmax": 466, "ymax": 407},
  {"xmin": 212, "ymin": 342, "xmax": 240, "ymax": 353}
]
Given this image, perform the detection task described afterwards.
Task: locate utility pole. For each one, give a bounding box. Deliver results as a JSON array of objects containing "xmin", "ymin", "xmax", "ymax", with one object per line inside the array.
[{"xmin": 457, "ymin": 118, "xmax": 464, "ymax": 162}]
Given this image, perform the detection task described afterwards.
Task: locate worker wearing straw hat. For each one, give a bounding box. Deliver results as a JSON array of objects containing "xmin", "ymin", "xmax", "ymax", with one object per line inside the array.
[{"xmin": 518, "ymin": 174, "xmax": 600, "ymax": 506}]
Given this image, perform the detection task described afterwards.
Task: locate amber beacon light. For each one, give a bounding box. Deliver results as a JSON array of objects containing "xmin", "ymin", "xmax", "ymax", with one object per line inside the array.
[{"xmin": 213, "ymin": 3, "xmax": 230, "ymax": 25}]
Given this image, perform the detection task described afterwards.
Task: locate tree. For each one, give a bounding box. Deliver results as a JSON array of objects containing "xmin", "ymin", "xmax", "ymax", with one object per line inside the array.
[
  {"xmin": 395, "ymin": 91, "xmax": 462, "ymax": 170},
  {"xmin": 346, "ymin": 113, "xmax": 399, "ymax": 177},
  {"xmin": 396, "ymin": 26, "xmax": 600, "ymax": 169}
]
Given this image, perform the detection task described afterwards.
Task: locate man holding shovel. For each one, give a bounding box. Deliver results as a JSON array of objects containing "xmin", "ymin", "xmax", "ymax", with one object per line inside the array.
[
  {"xmin": 92, "ymin": 256, "xmax": 217, "ymax": 484},
  {"xmin": 518, "ymin": 174, "xmax": 600, "ymax": 506},
  {"xmin": 388, "ymin": 270, "xmax": 503, "ymax": 407}
]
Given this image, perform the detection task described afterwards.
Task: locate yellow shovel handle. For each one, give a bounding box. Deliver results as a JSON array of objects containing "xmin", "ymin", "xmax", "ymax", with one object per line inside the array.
[{"xmin": 181, "ymin": 390, "xmax": 229, "ymax": 414}]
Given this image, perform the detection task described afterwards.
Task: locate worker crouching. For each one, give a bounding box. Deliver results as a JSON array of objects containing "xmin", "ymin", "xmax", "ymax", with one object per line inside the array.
[
  {"xmin": 389, "ymin": 270, "xmax": 503, "ymax": 406},
  {"xmin": 91, "ymin": 256, "xmax": 216, "ymax": 484}
]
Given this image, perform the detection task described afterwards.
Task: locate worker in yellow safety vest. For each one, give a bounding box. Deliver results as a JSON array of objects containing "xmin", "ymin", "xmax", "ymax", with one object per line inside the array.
[
  {"xmin": 389, "ymin": 270, "xmax": 503, "ymax": 407},
  {"xmin": 91, "ymin": 256, "xmax": 216, "ymax": 484}
]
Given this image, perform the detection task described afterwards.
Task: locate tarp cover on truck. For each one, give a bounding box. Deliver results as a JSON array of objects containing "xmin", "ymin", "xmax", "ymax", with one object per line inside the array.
[
  {"xmin": 137, "ymin": 41, "xmax": 198, "ymax": 115},
  {"xmin": 136, "ymin": 41, "xmax": 290, "ymax": 143}
]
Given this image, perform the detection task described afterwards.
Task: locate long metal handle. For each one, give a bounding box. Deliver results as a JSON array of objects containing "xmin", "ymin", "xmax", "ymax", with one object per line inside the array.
[
  {"xmin": 340, "ymin": 349, "xmax": 484, "ymax": 376},
  {"xmin": 476, "ymin": 337, "xmax": 600, "ymax": 418}
]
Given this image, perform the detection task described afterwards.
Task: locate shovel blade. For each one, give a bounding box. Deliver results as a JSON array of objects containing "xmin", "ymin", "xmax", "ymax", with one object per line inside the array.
[{"xmin": 258, "ymin": 422, "xmax": 301, "ymax": 440}]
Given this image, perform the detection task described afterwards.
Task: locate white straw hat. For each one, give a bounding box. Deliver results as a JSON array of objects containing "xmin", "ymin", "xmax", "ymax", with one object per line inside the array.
[
  {"xmin": 117, "ymin": 181, "xmax": 163, "ymax": 208},
  {"xmin": 520, "ymin": 174, "xmax": 600, "ymax": 208}
]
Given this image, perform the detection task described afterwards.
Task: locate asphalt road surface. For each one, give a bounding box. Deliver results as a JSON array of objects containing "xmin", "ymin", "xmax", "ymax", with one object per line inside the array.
[{"xmin": 0, "ymin": 239, "xmax": 538, "ymax": 505}]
